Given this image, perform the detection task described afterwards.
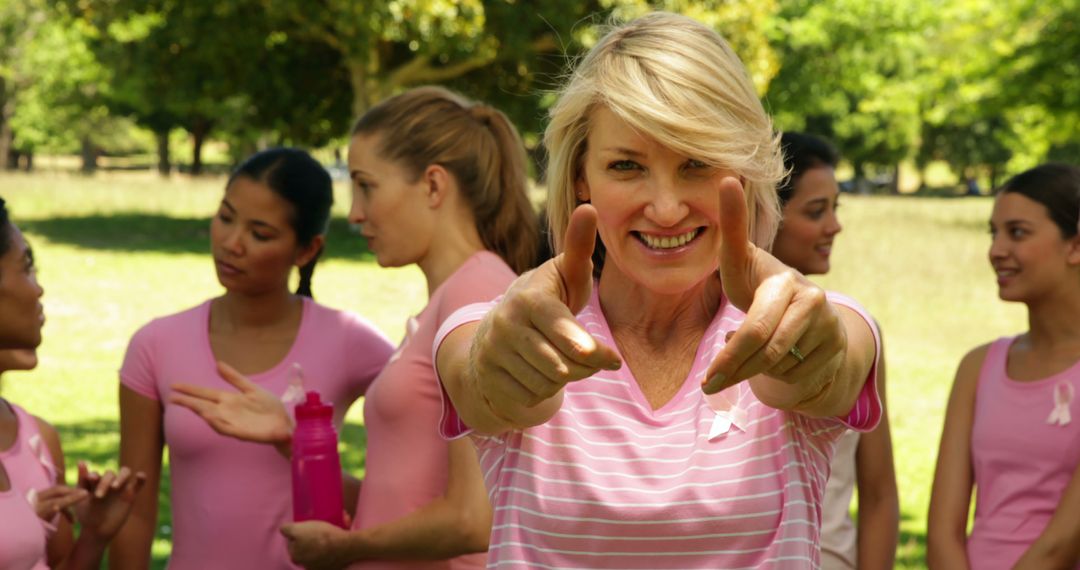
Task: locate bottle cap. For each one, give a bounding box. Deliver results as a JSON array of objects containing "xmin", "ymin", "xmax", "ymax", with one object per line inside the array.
[{"xmin": 294, "ymin": 390, "xmax": 333, "ymax": 421}]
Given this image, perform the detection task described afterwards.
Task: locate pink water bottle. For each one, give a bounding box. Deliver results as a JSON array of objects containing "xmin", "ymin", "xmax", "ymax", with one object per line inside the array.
[{"xmin": 291, "ymin": 390, "xmax": 345, "ymax": 527}]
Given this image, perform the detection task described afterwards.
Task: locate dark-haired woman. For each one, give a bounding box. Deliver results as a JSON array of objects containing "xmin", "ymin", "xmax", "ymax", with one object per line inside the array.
[
  {"xmin": 0, "ymin": 197, "xmax": 145, "ymax": 569},
  {"xmin": 929, "ymin": 164, "xmax": 1080, "ymax": 569},
  {"xmin": 110, "ymin": 149, "xmax": 395, "ymax": 569}
]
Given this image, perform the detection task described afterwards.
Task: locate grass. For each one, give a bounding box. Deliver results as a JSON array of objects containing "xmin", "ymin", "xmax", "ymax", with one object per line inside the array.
[{"xmin": 0, "ymin": 171, "xmax": 1026, "ymax": 568}]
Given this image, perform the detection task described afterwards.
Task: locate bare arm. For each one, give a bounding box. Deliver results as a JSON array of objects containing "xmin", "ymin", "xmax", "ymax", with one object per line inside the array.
[
  {"xmin": 1012, "ymin": 461, "xmax": 1080, "ymax": 568},
  {"xmin": 282, "ymin": 437, "xmax": 491, "ymax": 567},
  {"xmin": 927, "ymin": 345, "xmax": 986, "ymax": 569},
  {"xmin": 34, "ymin": 416, "xmax": 76, "ymax": 567},
  {"xmin": 854, "ymin": 338, "xmax": 899, "ymax": 570},
  {"xmin": 109, "ymin": 386, "xmax": 164, "ymax": 570}
]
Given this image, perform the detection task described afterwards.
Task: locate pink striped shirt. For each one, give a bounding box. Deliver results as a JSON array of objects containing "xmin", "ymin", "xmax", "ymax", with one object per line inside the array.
[{"xmin": 434, "ymin": 289, "xmax": 881, "ymax": 569}]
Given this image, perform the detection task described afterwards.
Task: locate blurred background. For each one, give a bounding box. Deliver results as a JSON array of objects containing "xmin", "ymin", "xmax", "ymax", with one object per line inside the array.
[{"xmin": 1, "ymin": 0, "xmax": 1075, "ymax": 189}]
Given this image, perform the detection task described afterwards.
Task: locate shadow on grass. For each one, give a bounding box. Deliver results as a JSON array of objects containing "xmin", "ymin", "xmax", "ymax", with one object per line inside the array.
[
  {"xmin": 21, "ymin": 214, "xmax": 374, "ymax": 261},
  {"xmin": 896, "ymin": 511, "xmax": 928, "ymax": 569},
  {"xmin": 53, "ymin": 418, "xmax": 172, "ymax": 569}
]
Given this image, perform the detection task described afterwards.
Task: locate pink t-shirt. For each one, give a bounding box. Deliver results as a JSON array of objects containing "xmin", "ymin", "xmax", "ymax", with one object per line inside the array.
[
  {"xmin": 120, "ymin": 297, "xmax": 394, "ymax": 570},
  {"xmin": 0, "ymin": 401, "xmax": 57, "ymax": 570},
  {"xmin": 434, "ymin": 289, "xmax": 881, "ymax": 569},
  {"xmin": 351, "ymin": 251, "xmax": 516, "ymax": 570},
  {"xmin": 968, "ymin": 336, "xmax": 1080, "ymax": 569}
]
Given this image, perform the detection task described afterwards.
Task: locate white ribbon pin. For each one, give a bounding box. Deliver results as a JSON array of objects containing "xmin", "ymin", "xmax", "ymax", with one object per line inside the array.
[
  {"xmin": 1047, "ymin": 381, "xmax": 1074, "ymax": 427},
  {"xmin": 280, "ymin": 363, "xmax": 307, "ymax": 408},
  {"xmin": 705, "ymin": 389, "xmax": 749, "ymax": 440}
]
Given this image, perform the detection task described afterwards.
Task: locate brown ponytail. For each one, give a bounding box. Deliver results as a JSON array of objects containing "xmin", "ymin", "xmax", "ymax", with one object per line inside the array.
[{"xmin": 351, "ymin": 86, "xmax": 538, "ymax": 274}]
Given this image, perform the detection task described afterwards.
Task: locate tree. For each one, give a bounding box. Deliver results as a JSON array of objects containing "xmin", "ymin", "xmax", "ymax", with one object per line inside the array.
[{"xmin": 766, "ymin": 0, "xmax": 933, "ymax": 191}]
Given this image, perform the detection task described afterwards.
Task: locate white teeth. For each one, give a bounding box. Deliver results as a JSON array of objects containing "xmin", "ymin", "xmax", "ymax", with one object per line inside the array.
[{"xmin": 640, "ymin": 229, "xmax": 698, "ymax": 249}]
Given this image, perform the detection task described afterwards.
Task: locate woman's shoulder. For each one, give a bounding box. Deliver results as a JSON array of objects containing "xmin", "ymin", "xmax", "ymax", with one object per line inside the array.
[{"xmin": 437, "ymin": 251, "xmax": 518, "ymax": 310}]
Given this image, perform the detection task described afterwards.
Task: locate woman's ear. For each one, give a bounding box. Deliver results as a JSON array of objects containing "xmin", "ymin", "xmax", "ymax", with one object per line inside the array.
[
  {"xmin": 424, "ymin": 164, "xmax": 453, "ymax": 209},
  {"xmin": 295, "ymin": 234, "xmax": 325, "ymax": 268},
  {"xmin": 1067, "ymin": 234, "xmax": 1080, "ymax": 266}
]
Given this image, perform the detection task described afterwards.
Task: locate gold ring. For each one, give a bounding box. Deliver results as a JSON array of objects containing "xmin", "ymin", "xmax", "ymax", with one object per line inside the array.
[{"xmin": 789, "ymin": 345, "xmax": 806, "ymax": 363}]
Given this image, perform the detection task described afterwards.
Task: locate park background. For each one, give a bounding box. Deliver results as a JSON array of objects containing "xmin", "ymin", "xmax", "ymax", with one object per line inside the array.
[{"xmin": 1, "ymin": 0, "xmax": 1076, "ymax": 568}]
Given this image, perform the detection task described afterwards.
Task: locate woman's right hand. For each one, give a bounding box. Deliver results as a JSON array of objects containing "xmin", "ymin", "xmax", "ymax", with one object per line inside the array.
[
  {"xmin": 170, "ymin": 361, "xmax": 293, "ymax": 451},
  {"xmin": 465, "ymin": 205, "xmax": 621, "ymax": 428}
]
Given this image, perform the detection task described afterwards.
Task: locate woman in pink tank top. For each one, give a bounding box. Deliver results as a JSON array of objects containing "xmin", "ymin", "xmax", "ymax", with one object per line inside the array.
[
  {"xmin": 0, "ymin": 197, "xmax": 145, "ymax": 569},
  {"xmin": 929, "ymin": 164, "xmax": 1080, "ymax": 569},
  {"xmin": 169, "ymin": 87, "xmax": 539, "ymax": 569},
  {"xmin": 773, "ymin": 133, "xmax": 899, "ymax": 570}
]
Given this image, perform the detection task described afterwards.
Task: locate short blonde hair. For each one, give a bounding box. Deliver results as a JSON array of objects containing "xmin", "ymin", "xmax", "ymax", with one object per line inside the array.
[{"xmin": 544, "ymin": 11, "xmax": 784, "ymax": 254}]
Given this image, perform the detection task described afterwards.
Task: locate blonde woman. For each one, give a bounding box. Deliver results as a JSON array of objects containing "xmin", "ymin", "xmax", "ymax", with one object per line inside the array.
[{"xmin": 434, "ymin": 12, "xmax": 883, "ymax": 568}]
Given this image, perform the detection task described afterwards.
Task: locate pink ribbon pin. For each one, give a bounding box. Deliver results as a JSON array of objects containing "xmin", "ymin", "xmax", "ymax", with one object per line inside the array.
[{"xmin": 1047, "ymin": 381, "xmax": 1074, "ymax": 427}]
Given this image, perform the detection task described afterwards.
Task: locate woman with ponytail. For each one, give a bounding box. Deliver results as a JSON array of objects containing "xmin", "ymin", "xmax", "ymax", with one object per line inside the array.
[
  {"xmin": 111, "ymin": 148, "xmax": 395, "ymax": 569},
  {"xmin": 171, "ymin": 87, "xmax": 539, "ymax": 569}
]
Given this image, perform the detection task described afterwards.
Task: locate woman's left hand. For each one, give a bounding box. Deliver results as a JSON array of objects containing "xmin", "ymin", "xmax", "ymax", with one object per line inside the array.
[
  {"xmin": 703, "ymin": 176, "xmax": 846, "ymax": 409},
  {"xmin": 280, "ymin": 521, "xmax": 352, "ymax": 570},
  {"xmin": 72, "ymin": 462, "xmax": 147, "ymax": 543}
]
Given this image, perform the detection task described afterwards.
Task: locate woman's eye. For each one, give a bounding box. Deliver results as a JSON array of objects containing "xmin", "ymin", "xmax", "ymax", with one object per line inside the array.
[
  {"xmin": 686, "ymin": 159, "xmax": 709, "ymax": 169},
  {"xmin": 217, "ymin": 212, "xmax": 233, "ymax": 223},
  {"xmin": 608, "ymin": 160, "xmax": 640, "ymax": 172},
  {"xmin": 252, "ymin": 232, "xmax": 271, "ymax": 242}
]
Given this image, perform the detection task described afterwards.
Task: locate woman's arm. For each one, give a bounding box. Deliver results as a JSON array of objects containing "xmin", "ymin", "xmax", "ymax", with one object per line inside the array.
[
  {"xmin": 854, "ymin": 339, "xmax": 899, "ymax": 569},
  {"xmin": 281, "ymin": 437, "xmax": 491, "ymax": 568},
  {"xmin": 1012, "ymin": 461, "xmax": 1080, "ymax": 568},
  {"xmin": 34, "ymin": 416, "xmax": 77, "ymax": 567},
  {"xmin": 927, "ymin": 345, "xmax": 986, "ymax": 569},
  {"xmin": 109, "ymin": 386, "xmax": 164, "ymax": 570}
]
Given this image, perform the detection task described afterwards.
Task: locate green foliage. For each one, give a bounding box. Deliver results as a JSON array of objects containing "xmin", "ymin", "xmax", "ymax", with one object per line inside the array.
[{"xmin": 766, "ymin": 0, "xmax": 933, "ymax": 176}]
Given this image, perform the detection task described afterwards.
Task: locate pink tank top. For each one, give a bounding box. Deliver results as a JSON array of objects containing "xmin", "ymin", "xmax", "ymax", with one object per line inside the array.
[
  {"xmin": 968, "ymin": 336, "xmax": 1080, "ymax": 569},
  {"xmin": 0, "ymin": 401, "xmax": 58, "ymax": 570}
]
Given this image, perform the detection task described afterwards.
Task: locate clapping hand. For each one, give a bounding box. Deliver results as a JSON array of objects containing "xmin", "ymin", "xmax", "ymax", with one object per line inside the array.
[{"xmin": 71, "ymin": 461, "xmax": 147, "ymax": 543}]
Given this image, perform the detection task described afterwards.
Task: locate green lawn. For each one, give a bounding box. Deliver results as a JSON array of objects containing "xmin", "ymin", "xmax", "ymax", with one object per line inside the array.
[{"xmin": 0, "ymin": 171, "xmax": 1025, "ymax": 568}]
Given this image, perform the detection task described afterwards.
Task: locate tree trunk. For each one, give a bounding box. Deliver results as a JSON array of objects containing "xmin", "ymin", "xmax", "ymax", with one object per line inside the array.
[
  {"xmin": 0, "ymin": 95, "xmax": 13, "ymax": 172},
  {"xmin": 156, "ymin": 129, "xmax": 171, "ymax": 175},
  {"xmin": 190, "ymin": 119, "xmax": 210, "ymax": 175},
  {"xmin": 23, "ymin": 151, "xmax": 31, "ymax": 172},
  {"xmin": 80, "ymin": 136, "xmax": 97, "ymax": 173},
  {"xmin": 989, "ymin": 164, "xmax": 999, "ymax": 190},
  {"xmin": 890, "ymin": 163, "xmax": 901, "ymax": 194}
]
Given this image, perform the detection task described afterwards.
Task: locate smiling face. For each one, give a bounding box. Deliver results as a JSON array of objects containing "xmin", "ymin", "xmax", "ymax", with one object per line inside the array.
[
  {"xmin": 347, "ymin": 133, "xmax": 435, "ymax": 268},
  {"xmin": 0, "ymin": 223, "xmax": 45, "ymax": 349},
  {"xmin": 989, "ymin": 191, "xmax": 1080, "ymax": 303},
  {"xmin": 772, "ymin": 166, "xmax": 842, "ymax": 275},
  {"xmin": 209, "ymin": 177, "xmax": 310, "ymax": 296},
  {"xmin": 575, "ymin": 107, "xmax": 738, "ymax": 296}
]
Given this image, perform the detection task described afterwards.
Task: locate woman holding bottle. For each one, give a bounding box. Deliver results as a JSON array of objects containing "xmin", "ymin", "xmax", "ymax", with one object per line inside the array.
[{"xmin": 171, "ymin": 86, "xmax": 538, "ymax": 569}]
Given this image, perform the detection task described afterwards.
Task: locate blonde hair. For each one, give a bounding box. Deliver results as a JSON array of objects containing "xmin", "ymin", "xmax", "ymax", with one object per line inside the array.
[
  {"xmin": 544, "ymin": 11, "xmax": 784, "ymax": 254},
  {"xmin": 352, "ymin": 86, "xmax": 538, "ymax": 274}
]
